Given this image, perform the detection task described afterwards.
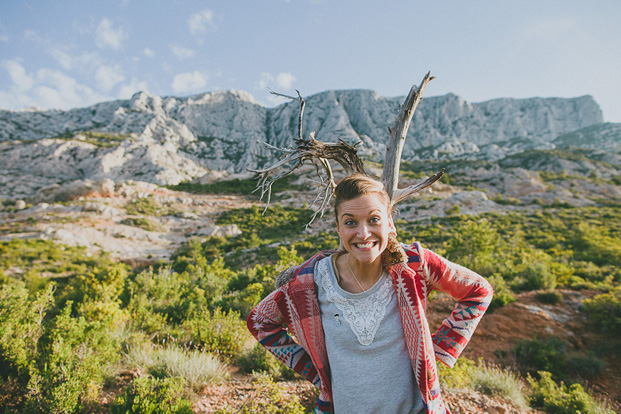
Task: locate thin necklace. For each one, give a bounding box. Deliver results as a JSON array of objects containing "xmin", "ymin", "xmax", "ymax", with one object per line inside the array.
[{"xmin": 346, "ymin": 257, "xmax": 381, "ymax": 293}]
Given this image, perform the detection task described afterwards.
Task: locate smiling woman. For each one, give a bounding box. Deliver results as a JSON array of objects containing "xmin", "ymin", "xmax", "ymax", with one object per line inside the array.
[{"xmin": 247, "ymin": 173, "xmax": 494, "ymax": 414}]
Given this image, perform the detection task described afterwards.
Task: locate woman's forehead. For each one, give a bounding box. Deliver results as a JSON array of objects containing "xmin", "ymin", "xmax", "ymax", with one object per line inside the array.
[{"xmin": 338, "ymin": 193, "xmax": 389, "ymax": 216}]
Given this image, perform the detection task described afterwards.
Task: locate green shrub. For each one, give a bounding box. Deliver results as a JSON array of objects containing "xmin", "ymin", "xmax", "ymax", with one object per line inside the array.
[
  {"xmin": 167, "ymin": 175, "xmax": 307, "ymax": 196},
  {"xmin": 527, "ymin": 371, "xmax": 615, "ymax": 414},
  {"xmin": 125, "ymin": 196, "xmax": 167, "ymax": 216},
  {"xmin": 111, "ymin": 376, "xmax": 193, "ymax": 414},
  {"xmin": 124, "ymin": 262, "xmax": 232, "ymax": 333},
  {"xmin": 513, "ymin": 261, "xmax": 557, "ymax": 291},
  {"xmin": 536, "ymin": 290, "xmax": 562, "ymax": 305},
  {"xmin": 568, "ymin": 354, "xmax": 605, "ymax": 378},
  {"xmin": 513, "ymin": 337, "xmax": 567, "ymax": 380},
  {"xmin": 236, "ymin": 343, "xmax": 298, "ymax": 381},
  {"xmin": 126, "ymin": 344, "xmax": 229, "ymax": 391},
  {"xmin": 582, "ymin": 286, "xmax": 621, "ymax": 336},
  {"xmin": 0, "ymin": 282, "xmax": 54, "ymax": 380},
  {"xmin": 25, "ymin": 301, "xmax": 121, "ymax": 414},
  {"xmin": 121, "ymin": 217, "xmax": 162, "ymax": 232},
  {"xmin": 182, "ymin": 307, "xmax": 249, "ymax": 360},
  {"xmin": 0, "ymin": 239, "xmax": 115, "ymax": 286},
  {"xmin": 442, "ymin": 219, "xmax": 500, "ymax": 276},
  {"xmin": 438, "ymin": 357, "xmax": 476, "ymax": 390},
  {"xmin": 487, "ymin": 274, "xmax": 515, "ymax": 312},
  {"xmin": 445, "ymin": 204, "xmax": 461, "ymax": 216}
]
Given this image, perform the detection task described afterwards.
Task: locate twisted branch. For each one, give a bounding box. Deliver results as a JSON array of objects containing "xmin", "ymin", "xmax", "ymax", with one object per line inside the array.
[{"xmin": 248, "ymin": 91, "xmax": 366, "ymax": 226}]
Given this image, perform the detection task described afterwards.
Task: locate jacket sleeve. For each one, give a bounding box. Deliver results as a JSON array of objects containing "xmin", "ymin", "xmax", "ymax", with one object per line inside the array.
[
  {"xmin": 246, "ymin": 286, "xmax": 322, "ymax": 387},
  {"xmin": 417, "ymin": 243, "xmax": 493, "ymax": 368}
]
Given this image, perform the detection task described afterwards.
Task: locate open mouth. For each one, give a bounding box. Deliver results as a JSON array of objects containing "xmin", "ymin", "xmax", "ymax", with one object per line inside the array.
[{"xmin": 354, "ymin": 241, "xmax": 378, "ymax": 249}]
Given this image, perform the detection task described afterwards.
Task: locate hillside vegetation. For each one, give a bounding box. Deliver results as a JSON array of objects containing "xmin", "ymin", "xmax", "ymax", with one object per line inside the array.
[{"xmin": 1, "ymin": 184, "xmax": 620, "ymax": 412}]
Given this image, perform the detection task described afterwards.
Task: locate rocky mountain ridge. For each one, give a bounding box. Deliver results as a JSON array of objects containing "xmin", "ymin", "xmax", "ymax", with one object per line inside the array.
[{"xmin": 0, "ymin": 88, "xmax": 611, "ymax": 193}]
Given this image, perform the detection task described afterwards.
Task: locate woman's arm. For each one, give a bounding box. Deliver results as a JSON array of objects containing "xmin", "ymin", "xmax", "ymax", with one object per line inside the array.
[
  {"xmin": 247, "ymin": 287, "xmax": 322, "ymax": 387},
  {"xmin": 417, "ymin": 243, "xmax": 494, "ymax": 368}
]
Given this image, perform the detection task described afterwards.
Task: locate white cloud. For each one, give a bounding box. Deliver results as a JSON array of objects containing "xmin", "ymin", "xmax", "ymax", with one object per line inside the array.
[
  {"xmin": 257, "ymin": 71, "xmax": 296, "ymax": 91},
  {"xmin": 0, "ymin": 62, "xmax": 109, "ymax": 110},
  {"xmin": 189, "ymin": 9, "xmax": 216, "ymax": 35},
  {"xmin": 143, "ymin": 48, "xmax": 155, "ymax": 58},
  {"xmin": 170, "ymin": 45, "xmax": 195, "ymax": 60},
  {"xmin": 118, "ymin": 78, "xmax": 149, "ymax": 99},
  {"xmin": 172, "ymin": 71, "xmax": 208, "ymax": 94},
  {"xmin": 2, "ymin": 60, "xmax": 34, "ymax": 91},
  {"xmin": 48, "ymin": 47, "xmax": 101, "ymax": 72},
  {"xmin": 95, "ymin": 18, "xmax": 126, "ymax": 50},
  {"xmin": 94, "ymin": 64, "xmax": 125, "ymax": 91},
  {"xmin": 276, "ymin": 72, "xmax": 296, "ymax": 90}
]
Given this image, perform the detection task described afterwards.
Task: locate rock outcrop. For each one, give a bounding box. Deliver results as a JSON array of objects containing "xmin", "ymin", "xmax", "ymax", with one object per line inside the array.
[{"xmin": 0, "ymin": 89, "xmax": 606, "ymax": 191}]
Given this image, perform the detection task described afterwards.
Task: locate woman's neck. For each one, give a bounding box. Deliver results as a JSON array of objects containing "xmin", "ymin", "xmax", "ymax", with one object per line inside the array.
[{"xmin": 336, "ymin": 253, "xmax": 383, "ymax": 293}]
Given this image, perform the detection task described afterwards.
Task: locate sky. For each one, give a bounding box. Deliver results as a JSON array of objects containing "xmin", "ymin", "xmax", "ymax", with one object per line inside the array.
[{"xmin": 1, "ymin": 0, "xmax": 620, "ymax": 122}]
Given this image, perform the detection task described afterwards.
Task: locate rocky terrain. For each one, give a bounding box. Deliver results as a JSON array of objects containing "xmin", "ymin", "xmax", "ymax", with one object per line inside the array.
[{"xmin": 0, "ymin": 88, "xmax": 616, "ymax": 198}]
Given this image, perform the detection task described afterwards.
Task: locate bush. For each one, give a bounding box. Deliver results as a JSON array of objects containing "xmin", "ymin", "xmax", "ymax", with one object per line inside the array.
[
  {"xmin": 111, "ymin": 376, "xmax": 193, "ymax": 414},
  {"xmin": 438, "ymin": 357, "xmax": 476, "ymax": 390},
  {"xmin": 527, "ymin": 371, "xmax": 615, "ymax": 414},
  {"xmin": 536, "ymin": 290, "xmax": 562, "ymax": 305},
  {"xmin": 582, "ymin": 286, "xmax": 621, "ymax": 336},
  {"xmin": 439, "ymin": 358, "xmax": 528, "ymax": 410},
  {"xmin": 487, "ymin": 274, "xmax": 515, "ymax": 312},
  {"xmin": 513, "ymin": 261, "xmax": 557, "ymax": 292},
  {"xmin": 182, "ymin": 307, "xmax": 249, "ymax": 360},
  {"xmin": 125, "ymin": 196, "xmax": 168, "ymax": 216},
  {"xmin": 126, "ymin": 344, "xmax": 229, "ymax": 391},
  {"xmin": 513, "ymin": 337, "xmax": 568, "ymax": 380},
  {"xmin": 25, "ymin": 301, "xmax": 121, "ymax": 414},
  {"xmin": 236, "ymin": 343, "xmax": 298, "ymax": 381},
  {"xmin": 445, "ymin": 204, "xmax": 461, "ymax": 216},
  {"xmin": 568, "ymin": 354, "xmax": 605, "ymax": 378},
  {"xmin": 121, "ymin": 217, "xmax": 162, "ymax": 232},
  {"xmin": 470, "ymin": 362, "xmax": 529, "ymax": 410},
  {"xmin": 0, "ymin": 282, "xmax": 54, "ymax": 380}
]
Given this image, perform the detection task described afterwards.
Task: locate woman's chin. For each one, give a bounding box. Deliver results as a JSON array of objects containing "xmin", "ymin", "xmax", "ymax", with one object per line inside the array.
[{"xmin": 349, "ymin": 250, "xmax": 382, "ymax": 264}]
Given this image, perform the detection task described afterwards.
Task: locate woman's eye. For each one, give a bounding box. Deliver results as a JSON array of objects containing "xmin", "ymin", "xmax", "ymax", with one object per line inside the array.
[
  {"xmin": 345, "ymin": 220, "xmax": 356, "ymax": 226},
  {"xmin": 369, "ymin": 217, "xmax": 380, "ymax": 224}
]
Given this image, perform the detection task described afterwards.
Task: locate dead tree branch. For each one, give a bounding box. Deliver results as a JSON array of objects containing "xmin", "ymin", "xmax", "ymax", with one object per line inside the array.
[
  {"xmin": 382, "ymin": 72, "xmax": 444, "ymax": 204},
  {"xmin": 248, "ymin": 91, "xmax": 366, "ymax": 226}
]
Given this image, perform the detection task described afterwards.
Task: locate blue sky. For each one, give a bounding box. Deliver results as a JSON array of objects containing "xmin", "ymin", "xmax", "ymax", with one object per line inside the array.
[{"xmin": 1, "ymin": 0, "xmax": 620, "ymax": 122}]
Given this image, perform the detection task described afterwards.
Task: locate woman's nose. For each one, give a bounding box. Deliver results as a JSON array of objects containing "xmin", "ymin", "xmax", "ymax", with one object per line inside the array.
[{"xmin": 357, "ymin": 225, "xmax": 371, "ymax": 238}]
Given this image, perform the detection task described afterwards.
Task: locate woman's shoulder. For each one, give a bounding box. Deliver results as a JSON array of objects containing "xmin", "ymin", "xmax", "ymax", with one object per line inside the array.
[{"xmin": 274, "ymin": 250, "xmax": 338, "ymax": 288}]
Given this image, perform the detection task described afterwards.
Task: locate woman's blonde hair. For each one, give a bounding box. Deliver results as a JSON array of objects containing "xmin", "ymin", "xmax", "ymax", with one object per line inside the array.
[{"xmin": 333, "ymin": 173, "xmax": 391, "ymax": 221}]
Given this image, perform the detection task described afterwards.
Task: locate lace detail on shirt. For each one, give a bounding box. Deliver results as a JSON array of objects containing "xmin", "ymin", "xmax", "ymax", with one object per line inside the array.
[{"xmin": 318, "ymin": 258, "xmax": 394, "ymax": 346}]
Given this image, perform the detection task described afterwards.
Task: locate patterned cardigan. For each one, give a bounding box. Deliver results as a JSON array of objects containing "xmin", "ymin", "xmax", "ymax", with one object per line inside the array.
[{"xmin": 247, "ymin": 240, "xmax": 493, "ymax": 414}]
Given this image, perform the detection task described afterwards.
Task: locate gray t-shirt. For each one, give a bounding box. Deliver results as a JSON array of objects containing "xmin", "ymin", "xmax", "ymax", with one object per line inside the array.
[{"xmin": 314, "ymin": 256, "xmax": 424, "ymax": 414}]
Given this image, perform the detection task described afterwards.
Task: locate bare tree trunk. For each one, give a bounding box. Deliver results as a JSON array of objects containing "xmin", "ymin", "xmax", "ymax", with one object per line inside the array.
[{"xmin": 382, "ymin": 72, "xmax": 443, "ymax": 205}]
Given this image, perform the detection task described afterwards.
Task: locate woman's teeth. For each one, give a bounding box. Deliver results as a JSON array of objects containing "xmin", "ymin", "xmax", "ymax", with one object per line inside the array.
[{"xmin": 356, "ymin": 242, "xmax": 374, "ymax": 249}]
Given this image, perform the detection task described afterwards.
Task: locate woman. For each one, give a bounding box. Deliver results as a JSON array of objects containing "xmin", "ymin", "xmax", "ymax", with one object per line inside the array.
[{"xmin": 247, "ymin": 173, "xmax": 493, "ymax": 414}]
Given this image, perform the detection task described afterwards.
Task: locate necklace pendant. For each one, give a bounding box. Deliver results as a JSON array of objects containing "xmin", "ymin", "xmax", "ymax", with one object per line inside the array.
[{"xmin": 334, "ymin": 313, "xmax": 341, "ymax": 326}]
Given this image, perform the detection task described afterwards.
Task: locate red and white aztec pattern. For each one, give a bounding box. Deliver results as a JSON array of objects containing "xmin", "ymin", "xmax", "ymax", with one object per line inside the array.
[{"xmin": 247, "ymin": 243, "xmax": 493, "ymax": 414}]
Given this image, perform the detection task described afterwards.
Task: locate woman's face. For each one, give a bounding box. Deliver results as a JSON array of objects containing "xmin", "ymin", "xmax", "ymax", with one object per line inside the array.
[{"xmin": 336, "ymin": 193, "xmax": 393, "ymax": 265}]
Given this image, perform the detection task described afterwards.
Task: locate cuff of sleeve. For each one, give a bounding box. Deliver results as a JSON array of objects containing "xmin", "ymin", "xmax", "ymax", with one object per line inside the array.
[{"xmin": 433, "ymin": 342, "xmax": 457, "ymax": 368}]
